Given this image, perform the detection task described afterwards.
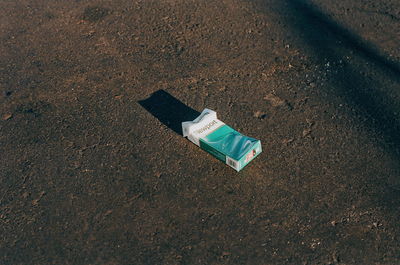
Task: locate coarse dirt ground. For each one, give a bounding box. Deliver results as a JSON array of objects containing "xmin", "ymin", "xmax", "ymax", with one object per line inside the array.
[{"xmin": 1, "ymin": 0, "xmax": 400, "ymax": 264}]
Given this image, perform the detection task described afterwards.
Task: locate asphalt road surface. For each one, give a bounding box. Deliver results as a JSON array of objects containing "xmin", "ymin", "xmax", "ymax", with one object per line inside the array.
[{"xmin": 1, "ymin": 0, "xmax": 400, "ymax": 264}]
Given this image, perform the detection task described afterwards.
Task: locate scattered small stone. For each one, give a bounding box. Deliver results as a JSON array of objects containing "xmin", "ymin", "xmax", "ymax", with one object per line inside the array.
[
  {"xmin": 331, "ymin": 220, "xmax": 337, "ymax": 226},
  {"xmin": 332, "ymin": 252, "xmax": 340, "ymax": 263},
  {"xmin": 261, "ymin": 72, "xmax": 268, "ymax": 79},
  {"xmin": 372, "ymin": 222, "xmax": 380, "ymax": 228},
  {"xmin": 341, "ymin": 217, "xmax": 350, "ymax": 223},
  {"xmin": 282, "ymin": 138, "xmax": 294, "ymax": 146},
  {"xmin": 310, "ymin": 239, "xmax": 321, "ymax": 250},
  {"xmin": 2, "ymin": 113, "xmax": 12, "ymax": 120},
  {"xmin": 263, "ymin": 93, "xmax": 286, "ymax": 107},
  {"xmin": 114, "ymin": 95, "xmax": 123, "ymax": 99},
  {"xmin": 302, "ymin": 128, "xmax": 312, "ymax": 137},
  {"xmin": 32, "ymin": 191, "xmax": 46, "ymax": 206},
  {"xmin": 297, "ymin": 97, "xmax": 309, "ymax": 107},
  {"xmin": 253, "ymin": 111, "xmax": 267, "ymax": 119},
  {"xmin": 306, "ymin": 119, "xmax": 315, "ymax": 127},
  {"xmin": 84, "ymin": 30, "xmax": 96, "ymax": 38},
  {"xmin": 104, "ymin": 209, "xmax": 113, "ymax": 216}
]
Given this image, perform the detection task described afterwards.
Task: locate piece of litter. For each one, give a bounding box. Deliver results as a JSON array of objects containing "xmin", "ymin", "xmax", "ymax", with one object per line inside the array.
[{"xmin": 182, "ymin": 109, "xmax": 262, "ymax": 171}]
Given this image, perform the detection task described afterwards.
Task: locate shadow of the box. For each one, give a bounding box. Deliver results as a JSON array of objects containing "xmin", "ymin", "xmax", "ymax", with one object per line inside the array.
[{"xmin": 138, "ymin": 90, "xmax": 200, "ymax": 135}]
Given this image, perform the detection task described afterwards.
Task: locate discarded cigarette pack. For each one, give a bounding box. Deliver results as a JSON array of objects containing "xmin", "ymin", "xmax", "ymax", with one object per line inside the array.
[{"xmin": 182, "ymin": 109, "xmax": 262, "ymax": 171}]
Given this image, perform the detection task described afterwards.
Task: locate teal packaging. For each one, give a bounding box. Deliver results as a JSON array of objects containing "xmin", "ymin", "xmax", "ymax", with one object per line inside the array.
[{"xmin": 182, "ymin": 109, "xmax": 262, "ymax": 171}]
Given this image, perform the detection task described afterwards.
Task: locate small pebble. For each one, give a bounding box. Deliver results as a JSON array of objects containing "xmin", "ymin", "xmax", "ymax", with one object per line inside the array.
[
  {"xmin": 302, "ymin": 128, "xmax": 312, "ymax": 137},
  {"xmin": 2, "ymin": 113, "xmax": 12, "ymax": 120},
  {"xmin": 253, "ymin": 111, "xmax": 267, "ymax": 119},
  {"xmin": 264, "ymin": 93, "xmax": 285, "ymax": 107},
  {"xmin": 282, "ymin": 138, "xmax": 294, "ymax": 145}
]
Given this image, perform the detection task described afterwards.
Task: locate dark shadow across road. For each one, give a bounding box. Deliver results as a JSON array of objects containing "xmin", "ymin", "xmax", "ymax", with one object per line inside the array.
[{"xmin": 283, "ymin": 0, "xmax": 400, "ymax": 156}]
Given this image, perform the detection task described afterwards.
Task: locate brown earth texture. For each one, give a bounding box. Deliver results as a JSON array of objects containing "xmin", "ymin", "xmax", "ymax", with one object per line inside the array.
[{"xmin": 1, "ymin": 0, "xmax": 400, "ymax": 264}]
